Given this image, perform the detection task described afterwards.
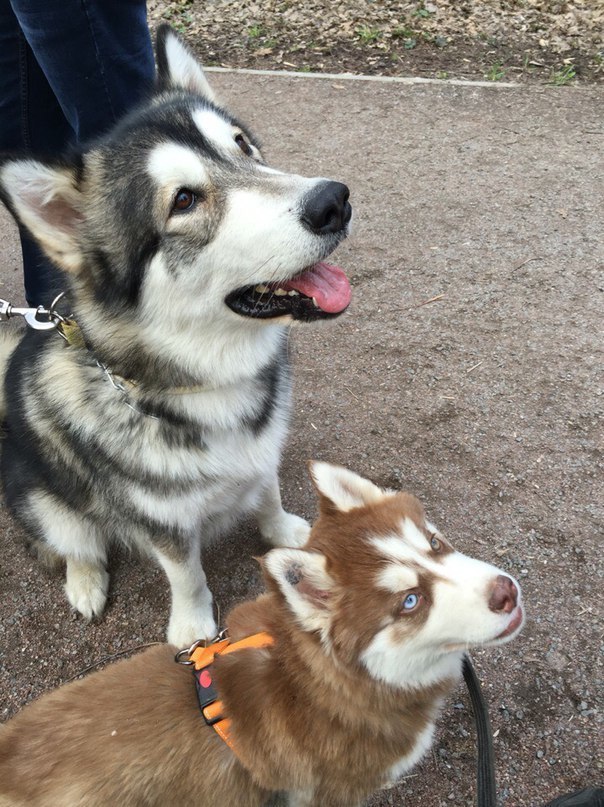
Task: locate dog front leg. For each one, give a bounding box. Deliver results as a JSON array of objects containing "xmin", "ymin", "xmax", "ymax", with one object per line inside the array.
[
  {"xmin": 65, "ymin": 556, "xmax": 109, "ymax": 620},
  {"xmin": 152, "ymin": 537, "xmax": 217, "ymax": 647},
  {"xmin": 255, "ymin": 477, "xmax": 310, "ymax": 548}
]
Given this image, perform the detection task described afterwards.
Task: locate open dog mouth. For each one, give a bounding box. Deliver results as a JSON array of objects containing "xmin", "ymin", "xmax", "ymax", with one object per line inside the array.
[{"xmin": 225, "ymin": 261, "xmax": 351, "ymax": 321}]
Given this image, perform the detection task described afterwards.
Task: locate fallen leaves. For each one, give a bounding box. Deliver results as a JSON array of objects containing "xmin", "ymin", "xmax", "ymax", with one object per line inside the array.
[{"xmin": 147, "ymin": 1, "xmax": 603, "ymax": 80}]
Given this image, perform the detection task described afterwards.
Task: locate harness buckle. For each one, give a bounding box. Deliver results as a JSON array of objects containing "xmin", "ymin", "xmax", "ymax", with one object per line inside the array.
[
  {"xmin": 194, "ymin": 665, "xmax": 223, "ymax": 724},
  {"xmin": 174, "ymin": 628, "xmax": 229, "ymax": 666}
]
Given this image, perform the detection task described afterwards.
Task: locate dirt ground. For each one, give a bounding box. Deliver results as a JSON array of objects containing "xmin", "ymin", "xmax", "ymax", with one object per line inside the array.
[{"xmin": 0, "ymin": 34, "xmax": 602, "ymax": 807}]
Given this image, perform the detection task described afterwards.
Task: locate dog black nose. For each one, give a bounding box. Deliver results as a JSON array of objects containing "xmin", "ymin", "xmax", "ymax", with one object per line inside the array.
[
  {"xmin": 488, "ymin": 575, "xmax": 518, "ymax": 614},
  {"xmin": 300, "ymin": 181, "xmax": 351, "ymax": 235}
]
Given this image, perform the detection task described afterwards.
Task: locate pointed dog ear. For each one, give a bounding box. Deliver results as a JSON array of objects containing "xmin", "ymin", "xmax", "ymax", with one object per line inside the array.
[
  {"xmin": 308, "ymin": 461, "xmax": 386, "ymax": 513},
  {"xmin": 155, "ymin": 24, "xmax": 217, "ymax": 102},
  {"xmin": 263, "ymin": 548, "xmax": 334, "ymax": 633},
  {"xmin": 0, "ymin": 158, "xmax": 84, "ymax": 274}
]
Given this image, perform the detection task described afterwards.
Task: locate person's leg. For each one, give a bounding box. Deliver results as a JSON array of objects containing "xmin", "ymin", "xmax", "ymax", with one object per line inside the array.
[
  {"xmin": 4, "ymin": 0, "xmax": 155, "ymax": 305},
  {"xmin": 0, "ymin": 0, "xmax": 28, "ymax": 151},
  {"xmin": 0, "ymin": 0, "xmax": 72, "ymax": 305},
  {"xmin": 10, "ymin": 0, "xmax": 155, "ymax": 142}
]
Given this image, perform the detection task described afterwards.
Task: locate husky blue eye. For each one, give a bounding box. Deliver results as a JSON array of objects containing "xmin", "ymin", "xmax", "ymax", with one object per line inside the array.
[
  {"xmin": 402, "ymin": 593, "xmax": 419, "ymax": 611},
  {"xmin": 172, "ymin": 189, "xmax": 196, "ymax": 213},
  {"xmin": 430, "ymin": 535, "xmax": 441, "ymax": 551}
]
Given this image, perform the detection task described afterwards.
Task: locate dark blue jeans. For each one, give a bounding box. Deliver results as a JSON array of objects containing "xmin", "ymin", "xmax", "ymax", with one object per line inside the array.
[{"xmin": 0, "ymin": 0, "xmax": 155, "ymax": 305}]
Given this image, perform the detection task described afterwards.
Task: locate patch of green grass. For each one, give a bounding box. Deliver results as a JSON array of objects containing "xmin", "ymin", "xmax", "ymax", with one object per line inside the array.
[
  {"xmin": 247, "ymin": 24, "xmax": 278, "ymax": 51},
  {"xmin": 298, "ymin": 65, "xmax": 312, "ymax": 73},
  {"xmin": 417, "ymin": 31, "xmax": 447, "ymax": 47},
  {"xmin": 485, "ymin": 61, "xmax": 506, "ymax": 81},
  {"xmin": 161, "ymin": 6, "xmax": 192, "ymax": 32},
  {"xmin": 355, "ymin": 25, "xmax": 381, "ymax": 45},
  {"xmin": 392, "ymin": 26, "xmax": 416, "ymax": 39},
  {"xmin": 549, "ymin": 64, "xmax": 577, "ymax": 85},
  {"xmin": 436, "ymin": 70, "xmax": 449, "ymax": 79},
  {"xmin": 413, "ymin": 3, "xmax": 434, "ymax": 19}
]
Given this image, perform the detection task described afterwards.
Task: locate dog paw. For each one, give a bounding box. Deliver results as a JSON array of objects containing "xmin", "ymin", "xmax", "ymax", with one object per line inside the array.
[
  {"xmin": 167, "ymin": 608, "xmax": 218, "ymax": 649},
  {"xmin": 260, "ymin": 511, "xmax": 311, "ymax": 548},
  {"xmin": 64, "ymin": 562, "xmax": 109, "ymax": 620}
]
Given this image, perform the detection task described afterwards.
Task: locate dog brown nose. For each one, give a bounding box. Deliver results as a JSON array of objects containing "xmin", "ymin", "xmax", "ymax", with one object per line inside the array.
[
  {"xmin": 300, "ymin": 181, "xmax": 352, "ymax": 235},
  {"xmin": 488, "ymin": 575, "xmax": 518, "ymax": 614}
]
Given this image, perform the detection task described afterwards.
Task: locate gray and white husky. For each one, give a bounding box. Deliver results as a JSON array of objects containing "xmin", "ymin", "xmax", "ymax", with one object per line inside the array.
[{"xmin": 0, "ymin": 26, "xmax": 352, "ymax": 646}]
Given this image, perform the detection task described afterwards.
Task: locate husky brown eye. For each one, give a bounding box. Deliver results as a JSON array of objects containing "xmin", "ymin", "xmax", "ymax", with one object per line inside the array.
[
  {"xmin": 430, "ymin": 535, "xmax": 441, "ymax": 552},
  {"xmin": 235, "ymin": 133, "xmax": 252, "ymax": 156},
  {"xmin": 172, "ymin": 189, "xmax": 197, "ymax": 213}
]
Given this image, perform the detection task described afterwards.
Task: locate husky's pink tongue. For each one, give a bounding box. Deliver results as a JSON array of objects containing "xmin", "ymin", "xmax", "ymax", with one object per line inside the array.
[{"xmin": 279, "ymin": 262, "xmax": 351, "ymax": 314}]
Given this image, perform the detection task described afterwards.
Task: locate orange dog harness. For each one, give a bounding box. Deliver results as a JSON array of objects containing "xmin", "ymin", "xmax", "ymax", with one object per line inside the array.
[{"xmin": 183, "ymin": 632, "xmax": 274, "ymax": 752}]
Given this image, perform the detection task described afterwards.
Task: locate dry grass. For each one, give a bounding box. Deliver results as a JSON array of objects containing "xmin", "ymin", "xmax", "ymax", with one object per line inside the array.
[{"xmin": 148, "ymin": 0, "xmax": 603, "ymax": 83}]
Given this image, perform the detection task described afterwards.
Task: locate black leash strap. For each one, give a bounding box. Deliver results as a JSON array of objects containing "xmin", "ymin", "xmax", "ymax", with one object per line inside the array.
[{"xmin": 463, "ymin": 654, "xmax": 497, "ymax": 807}]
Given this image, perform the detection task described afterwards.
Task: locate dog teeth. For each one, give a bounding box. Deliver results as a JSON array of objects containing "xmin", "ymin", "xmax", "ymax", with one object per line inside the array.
[
  {"xmin": 312, "ymin": 297, "xmax": 319, "ymax": 307},
  {"xmin": 254, "ymin": 285, "xmax": 301, "ymax": 298}
]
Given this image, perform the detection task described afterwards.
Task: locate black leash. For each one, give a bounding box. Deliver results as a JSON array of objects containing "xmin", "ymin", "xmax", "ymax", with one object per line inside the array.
[
  {"xmin": 461, "ymin": 656, "xmax": 604, "ymax": 807},
  {"xmin": 463, "ymin": 654, "xmax": 497, "ymax": 807}
]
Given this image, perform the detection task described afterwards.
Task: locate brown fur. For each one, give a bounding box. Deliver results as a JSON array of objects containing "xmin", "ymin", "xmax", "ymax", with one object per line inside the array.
[
  {"xmin": 0, "ymin": 606, "xmax": 450, "ymax": 807},
  {"xmin": 0, "ymin": 645, "xmax": 261, "ymax": 807},
  {"xmin": 306, "ymin": 491, "xmax": 441, "ymax": 662},
  {"xmin": 0, "ymin": 475, "xmax": 470, "ymax": 807},
  {"xmin": 0, "ymin": 464, "xmax": 516, "ymax": 807}
]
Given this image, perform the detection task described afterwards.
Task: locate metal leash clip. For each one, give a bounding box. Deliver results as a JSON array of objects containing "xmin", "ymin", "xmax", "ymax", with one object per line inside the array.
[
  {"xmin": 0, "ymin": 293, "xmax": 67, "ymax": 331},
  {"xmin": 174, "ymin": 628, "xmax": 229, "ymax": 666}
]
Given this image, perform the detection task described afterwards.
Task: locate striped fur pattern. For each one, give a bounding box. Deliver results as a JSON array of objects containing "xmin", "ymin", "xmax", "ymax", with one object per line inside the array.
[{"xmin": 0, "ymin": 27, "xmax": 351, "ymax": 645}]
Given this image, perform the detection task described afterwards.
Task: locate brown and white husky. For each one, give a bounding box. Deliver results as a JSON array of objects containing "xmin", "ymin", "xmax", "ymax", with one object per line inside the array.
[{"xmin": 0, "ymin": 462, "xmax": 523, "ymax": 807}]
